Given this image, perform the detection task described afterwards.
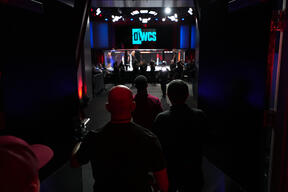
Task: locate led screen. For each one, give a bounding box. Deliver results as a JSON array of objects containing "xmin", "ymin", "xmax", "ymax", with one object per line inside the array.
[
  {"xmin": 132, "ymin": 28, "xmax": 157, "ymax": 44},
  {"xmin": 114, "ymin": 25, "xmax": 176, "ymax": 49}
]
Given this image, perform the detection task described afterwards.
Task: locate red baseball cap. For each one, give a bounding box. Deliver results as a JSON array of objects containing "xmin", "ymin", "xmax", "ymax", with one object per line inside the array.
[{"xmin": 0, "ymin": 135, "xmax": 54, "ymax": 192}]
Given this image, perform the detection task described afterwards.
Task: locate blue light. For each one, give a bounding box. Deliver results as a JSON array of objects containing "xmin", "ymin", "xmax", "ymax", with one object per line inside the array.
[
  {"xmin": 90, "ymin": 22, "xmax": 94, "ymax": 48},
  {"xmin": 181, "ymin": 18, "xmax": 184, "ymax": 21},
  {"xmin": 94, "ymin": 23, "xmax": 109, "ymax": 48},
  {"xmin": 191, "ymin": 25, "xmax": 196, "ymax": 49},
  {"xmin": 180, "ymin": 25, "xmax": 189, "ymax": 49},
  {"xmin": 105, "ymin": 18, "xmax": 108, "ymax": 21},
  {"xmin": 155, "ymin": 18, "xmax": 158, "ymax": 21},
  {"xmin": 130, "ymin": 18, "xmax": 134, "ymax": 21}
]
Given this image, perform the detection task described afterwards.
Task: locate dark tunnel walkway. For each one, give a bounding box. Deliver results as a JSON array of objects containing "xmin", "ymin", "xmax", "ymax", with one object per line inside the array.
[{"xmin": 41, "ymin": 82, "xmax": 245, "ymax": 192}]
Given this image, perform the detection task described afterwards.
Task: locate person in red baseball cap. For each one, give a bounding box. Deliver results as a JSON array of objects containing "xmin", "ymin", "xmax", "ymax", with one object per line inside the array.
[{"xmin": 0, "ymin": 135, "xmax": 54, "ymax": 192}]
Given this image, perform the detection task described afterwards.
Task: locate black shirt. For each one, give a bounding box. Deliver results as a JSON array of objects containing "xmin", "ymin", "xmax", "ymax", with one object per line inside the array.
[
  {"xmin": 76, "ymin": 122, "xmax": 165, "ymax": 192},
  {"xmin": 152, "ymin": 104, "xmax": 205, "ymax": 183}
]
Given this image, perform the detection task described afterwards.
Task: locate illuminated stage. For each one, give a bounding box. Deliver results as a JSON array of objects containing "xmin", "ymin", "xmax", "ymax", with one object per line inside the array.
[{"xmin": 103, "ymin": 49, "xmax": 186, "ymax": 71}]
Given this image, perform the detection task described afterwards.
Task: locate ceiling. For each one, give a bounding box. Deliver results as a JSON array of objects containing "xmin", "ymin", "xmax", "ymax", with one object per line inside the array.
[
  {"xmin": 90, "ymin": 7, "xmax": 196, "ymax": 24},
  {"xmin": 91, "ymin": 0, "xmax": 195, "ymax": 8}
]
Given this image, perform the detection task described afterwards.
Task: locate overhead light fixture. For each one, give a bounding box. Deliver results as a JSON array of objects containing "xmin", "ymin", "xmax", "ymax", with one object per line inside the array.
[
  {"xmin": 149, "ymin": 11, "xmax": 158, "ymax": 16},
  {"xmin": 162, "ymin": 18, "xmax": 166, "ymax": 22},
  {"xmin": 140, "ymin": 10, "xmax": 148, "ymax": 14},
  {"xmin": 142, "ymin": 18, "xmax": 151, "ymax": 24},
  {"xmin": 168, "ymin": 15, "xmax": 178, "ymax": 22},
  {"xmin": 188, "ymin": 8, "xmax": 193, "ymax": 15},
  {"xmin": 96, "ymin": 8, "xmax": 101, "ymax": 16},
  {"xmin": 139, "ymin": 17, "xmax": 151, "ymax": 23},
  {"xmin": 112, "ymin": 15, "xmax": 123, "ymax": 22},
  {"xmin": 164, "ymin": 7, "xmax": 171, "ymax": 14},
  {"xmin": 131, "ymin": 10, "xmax": 139, "ymax": 15}
]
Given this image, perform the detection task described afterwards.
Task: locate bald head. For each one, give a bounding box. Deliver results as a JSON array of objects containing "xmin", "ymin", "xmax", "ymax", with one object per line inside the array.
[
  {"xmin": 106, "ymin": 85, "xmax": 135, "ymax": 123},
  {"xmin": 108, "ymin": 85, "xmax": 133, "ymax": 104}
]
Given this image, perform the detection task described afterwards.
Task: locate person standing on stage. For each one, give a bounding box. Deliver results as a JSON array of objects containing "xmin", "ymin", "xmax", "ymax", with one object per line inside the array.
[
  {"xmin": 152, "ymin": 80, "xmax": 206, "ymax": 192},
  {"xmin": 124, "ymin": 50, "xmax": 130, "ymax": 71},
  {"xmin": 158, "ymin": 61, "xmax": 170, "ymax": 97},
  {"xmin": 131, "ymin": 50, "xmax": 140, "ymax": 87},
  {"xmin": 150, "ymin": 60, "xmax": 156, "ymax": 84}
]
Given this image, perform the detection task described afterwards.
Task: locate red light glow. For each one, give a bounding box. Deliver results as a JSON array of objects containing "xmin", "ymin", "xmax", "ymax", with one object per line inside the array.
[{"xmin": 78, "ymin": 80, "xmax": 83, "ymax": 99}]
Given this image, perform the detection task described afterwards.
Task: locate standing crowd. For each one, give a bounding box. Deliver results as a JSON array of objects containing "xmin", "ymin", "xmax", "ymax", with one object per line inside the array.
[
  {"xmin": 0, "ymin": 77, "xmax": 205, "ymax": 192},
  {"xmin": 72, "ymin": 77, "xmax": 206, "ymax": 192}
]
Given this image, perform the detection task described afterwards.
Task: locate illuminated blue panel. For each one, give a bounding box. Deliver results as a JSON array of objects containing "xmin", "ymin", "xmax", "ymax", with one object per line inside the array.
[
  {"xmin": 180, "ymin": 25, "xmax": 189, "ymax": 49},
  {"xmin": 94, "ymin": 23, "xmax": 108, "ymax": 48},
  {"xmin": 191, "ymin": 25, "xmax": 196, "ymax": 49},
  {"xmin": 90, "ymin": 22, "xmax": 94, "ymax": 48}
]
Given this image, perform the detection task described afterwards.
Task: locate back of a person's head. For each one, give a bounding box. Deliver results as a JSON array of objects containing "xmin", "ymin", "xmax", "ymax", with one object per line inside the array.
[
  {"xmin": 107, "ymin": 85, "xmax": 134, "ymax": 114},
  {"xmin": 167, "ymin": 79, "xmax": 189, "ymax": 105},
  {"xmin": 0, "ymin": 136, "xmax": 53, "ymax": 192},
  {"xmin": 134, "ymin": 75, "xmax": 148, "ymax": 91}
]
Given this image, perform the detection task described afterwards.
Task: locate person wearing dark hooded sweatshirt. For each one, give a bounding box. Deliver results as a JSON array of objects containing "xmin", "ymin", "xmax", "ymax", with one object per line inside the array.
[{"xmin": 153, "ymin": 79, "xmax": 206, "ymax": 192}]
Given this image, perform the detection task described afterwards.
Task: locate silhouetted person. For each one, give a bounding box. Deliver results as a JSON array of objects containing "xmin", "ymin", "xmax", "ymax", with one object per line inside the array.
[
  {"xmin": 175, "ymin": 60, "xmax": 184, "ymax": 79},
  {"xmin": 132, "ymin": 75, "xmax": 163, "ymax": 130},
  {"xmin": 153, "ymin": 80, "xmax": 206, "ymax": 192},
  {"xmin": 140, "ymin": 61, "xmax": 148, "ymax": 77},
  {"xmin": 71, "ymin": 85, "xmax": 168, "ymax": 192},
  {"xmin": 119, "ymin": 60, "xmax": 125, "ymax": 84},
  {"xmin": 131, "ymin": 50, "xmax": 140, "ymax": 87},
  {"xmin": 113, "ymin": 60, "xmax": 120, "ymax": 85},
  {"xmin": 124, "ymin": 50, "xmax": 129, "ymax": 71},
  {"xmin": 170, "ymin": 60, "xmax": 177, "ymax": 80},
  {"xmin": 150, "ymin": 60, "xmax": 156, "ymax": 83},
  {"xmin": 158, "ymin": 61, "xmax": 170, "ymax": 97},
  {"xmin": 0, "ymin": 135, "xmax": 53, "ymax": 192}
]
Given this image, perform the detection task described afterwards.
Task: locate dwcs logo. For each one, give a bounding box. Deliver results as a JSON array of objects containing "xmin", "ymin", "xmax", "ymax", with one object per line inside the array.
[{"xmin": 132, "ymin": 28, "xmax": 157, "ymax": 45}]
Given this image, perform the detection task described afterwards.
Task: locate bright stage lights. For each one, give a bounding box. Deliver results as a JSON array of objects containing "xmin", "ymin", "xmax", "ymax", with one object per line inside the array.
[
  {"xmin": 168, "ymin": 14, "xmax": 178, "ymax": 22},
  {"xmin": 164, "ymin": 7, "xmax": 171, "ymax": 14},
  {"xmin": 149, "ymin": 11, "xmax": 158, "ymax": 16},
  {"xmin": 139, "ymin": 17, "xmax": 151, "ymax": 24},
  {"xmin": 112, "ymin": 15, "xmax": 123, "ymax": 22},
  {"xmin": 162, "ymin": 18, "xmax": 166, "ymax": 22},
  {"xmin": 131, "ymin": 10, "xmax": 139, "ymax": 15},
  {"xmin": 140, "ymin": 10, "xmax": 148, "ymax": 14},
  {"xmin": 188, "ymin": 8, "xmax": 193, "ymax": 15},
  {"xmin": 96, "ymin": 8, "xmax": 101, "ymax": 16}
]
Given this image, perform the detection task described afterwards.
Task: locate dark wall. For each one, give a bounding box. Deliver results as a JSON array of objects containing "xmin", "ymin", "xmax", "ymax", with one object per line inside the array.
[
  {"xmin": 197, "ymin": 1, "xmax": 272, "ymax": 192},
  {"xmin": 0, "ymin": 2, "xmax": 80, "ymax": 179}
]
